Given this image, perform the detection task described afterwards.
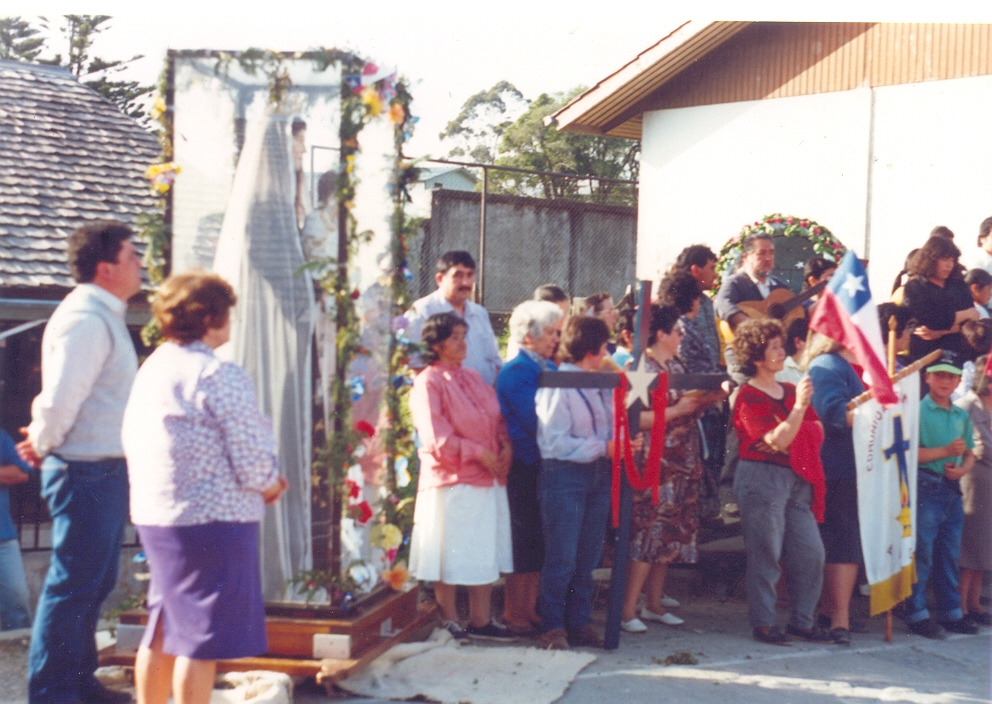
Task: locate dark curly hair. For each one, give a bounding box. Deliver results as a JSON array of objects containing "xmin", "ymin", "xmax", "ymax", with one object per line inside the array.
[
  {"xmin": 153, "ymin": 270, "xmax": 237, "ymax": 343},
  {"xmin": 657, "ymin": 271, "xmax": 701, "ymax": 316},
  {"xmin": 420, "ymin": 312, "xmax": 468, "ymax": 365},
  {"xmin": 560, "ymin": 316, "xmax": 610, "ymax": 364},
  {"xmin": 732, "ymin": 318, "xmax": 785, "ymax": 378},
  {"xmin": 909, "ymin": 236, "xmax": 962, "ymax": 279}
]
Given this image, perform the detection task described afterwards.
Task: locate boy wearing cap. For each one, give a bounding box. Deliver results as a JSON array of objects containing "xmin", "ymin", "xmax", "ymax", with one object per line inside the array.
[{"xmin": 907, "ymin": 351, "xmax": 980, "ymax": 638}]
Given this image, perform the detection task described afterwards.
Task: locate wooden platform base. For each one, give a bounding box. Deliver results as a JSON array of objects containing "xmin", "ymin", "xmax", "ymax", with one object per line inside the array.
[{"xmin": 98, "ymin": 589, "xmax": 439, "ymax": 687}]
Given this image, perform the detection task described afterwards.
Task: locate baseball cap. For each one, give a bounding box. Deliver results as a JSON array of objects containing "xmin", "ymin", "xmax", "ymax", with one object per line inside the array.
[{"xmin": 926, "ymin": 350, "xmax": 963, "ymax": 375}]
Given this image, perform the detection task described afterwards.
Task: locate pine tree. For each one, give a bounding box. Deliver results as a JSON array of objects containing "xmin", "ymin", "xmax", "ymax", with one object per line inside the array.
[{"xmin": 0, "ymin": 16, "xmax": 45, "ymax": 62}]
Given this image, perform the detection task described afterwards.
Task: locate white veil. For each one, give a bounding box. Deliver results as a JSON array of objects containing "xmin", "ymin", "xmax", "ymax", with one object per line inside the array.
[{"xmin": 213, "ymin": 114, "xmax": 314, "ymax": 599}]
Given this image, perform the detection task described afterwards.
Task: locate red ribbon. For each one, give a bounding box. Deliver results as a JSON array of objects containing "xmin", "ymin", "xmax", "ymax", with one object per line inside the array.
[{"xmin": 611, "ymin": 372, "xmax": 668, "ymax": 527}]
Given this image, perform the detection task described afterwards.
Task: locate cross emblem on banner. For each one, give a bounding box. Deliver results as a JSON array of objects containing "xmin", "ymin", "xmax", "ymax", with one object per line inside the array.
[
  {"xmin": 537, "ymin": 280, "xmax": 729, "ymax": 651},
  {"xmin": 883, "ymin": 414, "xmax": 913, "ymax": 538}
]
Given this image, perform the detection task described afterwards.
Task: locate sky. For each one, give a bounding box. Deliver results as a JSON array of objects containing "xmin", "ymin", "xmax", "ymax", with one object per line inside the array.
[{"xmin": 12, "ymin": 1, "xmax": 992, "ymax": 160}]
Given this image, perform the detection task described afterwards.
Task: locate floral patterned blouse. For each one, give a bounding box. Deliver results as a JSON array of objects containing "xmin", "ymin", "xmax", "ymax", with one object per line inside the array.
[{"xmin": 122, "ymin": 341, "xmax": 280, "ymax": 527}]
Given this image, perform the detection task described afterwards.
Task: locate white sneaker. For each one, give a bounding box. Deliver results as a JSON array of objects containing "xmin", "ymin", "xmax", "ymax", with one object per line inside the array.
[
  {"xmin": 660, "ymin": 594, "xmax": 680, "ymax": 608},
  {"xmin": 641, "ymin": 608, "xmax": 684, "ymax": 626},
  {"xmin": 621, "ymin": 618, "xmax": 648, "ymax": 633}
]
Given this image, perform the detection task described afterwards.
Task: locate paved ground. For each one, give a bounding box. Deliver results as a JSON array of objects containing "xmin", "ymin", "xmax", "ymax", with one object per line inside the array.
[{"xmin": 302, "ymin": 572, "xmax": 992, "ymax": 704}]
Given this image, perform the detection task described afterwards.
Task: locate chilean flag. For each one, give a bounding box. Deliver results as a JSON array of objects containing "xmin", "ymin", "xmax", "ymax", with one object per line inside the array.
[{"xmin": 809, "ymin": 251, "xmax": 898, "ymax": 406}]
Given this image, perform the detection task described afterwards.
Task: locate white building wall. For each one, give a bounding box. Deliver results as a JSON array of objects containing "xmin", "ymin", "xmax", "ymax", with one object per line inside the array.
[
  {"xmin": 638, "ymin": 89, "xmax": 872, "ymax": 284},
  {"xmin": 638, "ymin": 75, "xmax": 992, "ymax": 300},
  {"xmin": 868, "ymin": 74, "xmax": 992, "ymax": 298}
]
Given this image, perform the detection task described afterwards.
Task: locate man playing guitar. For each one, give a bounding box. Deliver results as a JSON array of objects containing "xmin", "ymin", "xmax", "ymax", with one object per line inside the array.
[{"xmin": 715, "ymin": 233, "xmax": 791, "ymax": 381}]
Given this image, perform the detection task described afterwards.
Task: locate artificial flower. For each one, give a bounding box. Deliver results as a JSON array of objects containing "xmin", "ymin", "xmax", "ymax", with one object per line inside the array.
[
  {"xmin": 370, "ymin": 523, "xmax": 403, "ymax": 551},
  {"xmin": 382, "ymin": 562, "xmax": 409, "ymax": 591},
  {"xmin": 362, "ymin": 87, "xmax": 383, "ymax": 116},
  {"xmin": 388, "ymin": 102, "xmax": 406, "ymax": 125},
  {"xmin": 355, "ymin": 420, "xmax": 376, "ymax": 437}
]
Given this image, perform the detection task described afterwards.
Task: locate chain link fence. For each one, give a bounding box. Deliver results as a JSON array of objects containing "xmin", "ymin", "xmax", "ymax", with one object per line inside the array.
[{"xmin": 412, "ymin": 160, "xmax": 638, "ymax": 315}]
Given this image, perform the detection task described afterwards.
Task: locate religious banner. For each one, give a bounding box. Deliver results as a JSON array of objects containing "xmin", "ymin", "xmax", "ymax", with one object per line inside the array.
[{"xmin": 853, "ymin": 372, "xmax": 919, "ymax": 616}]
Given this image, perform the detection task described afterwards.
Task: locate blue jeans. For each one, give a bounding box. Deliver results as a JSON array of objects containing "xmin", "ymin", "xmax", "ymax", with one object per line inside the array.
[
  {"xmin": 538, "ymin": 457, "xmax": 611, "ymax": 632},
  {"xmin": 906, "ymin": 472, "xmax": 964, "ymax": 624},
  {"xmin": 28, "ymin": 458, "xmax": 129, "ymax": 704},
  {"xmin": 0, "ymin": 537, "xmax": 32, "ymax": 630}
]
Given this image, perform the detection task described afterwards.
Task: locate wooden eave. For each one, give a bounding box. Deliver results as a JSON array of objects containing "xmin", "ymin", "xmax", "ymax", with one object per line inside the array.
[{"xmin": 549, "ymin": 20, "xmax": 752, "ymax": 140}]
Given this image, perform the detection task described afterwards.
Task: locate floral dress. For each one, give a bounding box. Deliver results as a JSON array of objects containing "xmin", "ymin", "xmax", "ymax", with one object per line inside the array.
[{"xmin": 629, "ymin": 355, "xmax": 704, "ymax": 565}]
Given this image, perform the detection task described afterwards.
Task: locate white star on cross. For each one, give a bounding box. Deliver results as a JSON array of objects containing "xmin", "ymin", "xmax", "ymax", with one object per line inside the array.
[
  {"xmin": 624, "ymin": 369, "xmax": 656, "ymax": 409},
  {"xmin": 840, "ymin": 273, "xmax": 866, "ymax": 299}
]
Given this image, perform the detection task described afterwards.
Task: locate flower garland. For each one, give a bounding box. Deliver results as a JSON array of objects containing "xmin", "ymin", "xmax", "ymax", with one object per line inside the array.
[{"xmin": 714, "ymin": 213, "xmax": 846, "ymax": 291}]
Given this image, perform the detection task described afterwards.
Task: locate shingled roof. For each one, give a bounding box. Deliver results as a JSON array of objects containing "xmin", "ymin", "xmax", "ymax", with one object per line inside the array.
[{"xmin": 0, "ymin": 59, "xmax": 160, "ymax": 291}]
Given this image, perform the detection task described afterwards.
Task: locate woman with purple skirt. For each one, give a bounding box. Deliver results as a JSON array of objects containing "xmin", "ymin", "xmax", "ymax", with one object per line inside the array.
[{"xmin": 122, "ymin": 271, "xmax": 287, "ymax": 704}]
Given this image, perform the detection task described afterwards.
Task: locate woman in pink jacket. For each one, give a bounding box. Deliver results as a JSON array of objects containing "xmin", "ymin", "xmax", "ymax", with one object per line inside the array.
[{"xmin": 409, "ymin": 312, "xmax": 517, "ymax": 642}]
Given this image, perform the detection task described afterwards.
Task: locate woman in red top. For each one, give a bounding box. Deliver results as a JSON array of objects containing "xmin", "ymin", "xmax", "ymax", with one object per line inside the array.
[
  {"xmin": 731, "ymin": 319, "xmax": 829, "ymax": 646},
  {"xmin": 408, "ymin": 312, "xmax": 516, "ymax": 643}
]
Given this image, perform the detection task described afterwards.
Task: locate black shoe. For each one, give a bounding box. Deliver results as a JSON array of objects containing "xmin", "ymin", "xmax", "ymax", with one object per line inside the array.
[
  {"xmin": 964, "ymin": 611, "xmax": 992, "ymax": 627},
  {"xmin": 79, "ymin": 684, "xmax": 133, "ymax": 704},
  {"xmin": 940, "ymin": 618, "xmax": 980, "ymax": 635},
  {"xmin": 785, "ymin": 624, "xmax": 833, "ymax": 642},
  {"xmin": 829, "ymin": 627, "xmax": 851, "ymax": 646},
  {"xmin": 753, "ymin": 626, "xmax": 792, "ymax": 645},
  {"xmin": 466, "ymin": 621, "xmax": 518, "ymax": 642},
  {"xmin": 818, "ymin": 614, "xmax": 869, "ymax": 633},
  {"xmin": 907, "ymin": 618, "xmax": 945, "ymax": 639}
]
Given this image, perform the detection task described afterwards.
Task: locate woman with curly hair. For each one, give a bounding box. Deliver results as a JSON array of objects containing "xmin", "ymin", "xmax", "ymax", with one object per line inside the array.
[
  {"xmin": 903, "ymin": 236, "xmax": 978, "ymax": 363},
  {"xmin": 731, "ymin": 319, "xmax": 828, "ymax": 646}
]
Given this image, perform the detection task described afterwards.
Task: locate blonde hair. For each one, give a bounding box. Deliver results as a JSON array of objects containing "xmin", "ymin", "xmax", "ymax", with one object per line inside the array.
[{"xmin": 802, "ymin": 332, "xmax": 842, "ymax": 369}]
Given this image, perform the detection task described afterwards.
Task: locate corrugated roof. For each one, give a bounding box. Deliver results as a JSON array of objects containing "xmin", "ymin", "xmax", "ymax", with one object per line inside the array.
[
  {"xmin": 550, "ymin": 20, "xmax": 752, "ymax": 139},
  {"xmin": 0, "ymin": 59, "xmax": 160, "ymax": 289}
]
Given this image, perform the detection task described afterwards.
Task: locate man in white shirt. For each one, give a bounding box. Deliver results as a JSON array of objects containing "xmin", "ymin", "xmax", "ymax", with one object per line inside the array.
[
  {"xmin": 404, "ymin": 251, "xmax": 502, "ymax": 385},
  {"xmin": 17, "ymin": 221, "xmax": 142, "ymax": 704}
]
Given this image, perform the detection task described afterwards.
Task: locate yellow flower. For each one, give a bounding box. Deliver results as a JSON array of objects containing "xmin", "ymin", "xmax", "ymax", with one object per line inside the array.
[
  {"xmin": 362, "ymin": 87, "xmax": 383, "ymax": 117},
  {"xmin": 370, "ymin": 523, "xmax": 403, "ymax": 550},
  {"xmin": 346, "ymin": 154, "xmax": 355, "ymax": 173},
  {"xmin": 150, "ymin": 96, "xmax": 166, "ymax": 120}
]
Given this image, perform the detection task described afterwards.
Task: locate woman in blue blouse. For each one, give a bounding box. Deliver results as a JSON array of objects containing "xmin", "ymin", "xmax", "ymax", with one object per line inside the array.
[
  {"xmin": 496, "ymin": 300, "xmax": 564, "ymax": 634},
  {"xmin": 806, "ymin": 333, "xmax": 865, "ymax": 646}
]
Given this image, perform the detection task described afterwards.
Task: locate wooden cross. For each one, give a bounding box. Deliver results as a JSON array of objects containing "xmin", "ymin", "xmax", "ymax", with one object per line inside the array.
[{"xmin": 538, "ymin": 281, "xmax": 729, "ymax": 650}]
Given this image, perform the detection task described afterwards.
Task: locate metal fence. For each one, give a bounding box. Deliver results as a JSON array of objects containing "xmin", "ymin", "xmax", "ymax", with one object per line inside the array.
[{"xmin": 413, "ymin": 159, "xmax": 638, "ymax": 314}]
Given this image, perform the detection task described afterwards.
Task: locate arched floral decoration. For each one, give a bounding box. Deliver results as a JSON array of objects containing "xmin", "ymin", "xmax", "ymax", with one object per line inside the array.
[{"xmin": 714, "ymin": 213, "xmax": 846, "ymax": 290}]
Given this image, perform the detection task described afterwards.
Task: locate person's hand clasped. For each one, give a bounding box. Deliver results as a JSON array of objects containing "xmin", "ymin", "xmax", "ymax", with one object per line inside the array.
[
  {"xmin": 944, "ymin": 463, "xmax": 967, "ymax": 481},
  {"xmin": 946, "ymin": 437, "xmax": 967, "ymax": 458},
  {"xmin": 15, "ymin": 427, "xmax": 40, "ymax": 469},
  {"xmin": 261, "ymin": 476, "xmax": 289, "ymax": 505}
]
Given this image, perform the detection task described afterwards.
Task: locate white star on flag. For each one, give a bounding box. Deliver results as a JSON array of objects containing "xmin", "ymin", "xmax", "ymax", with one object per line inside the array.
[
  {"xmin": 840, "ymin": 273, "xmax": 865, "ymax": 299},
  {"xmin": 624, "ymin": 369, "xmax": 656, "ymax": 409}
]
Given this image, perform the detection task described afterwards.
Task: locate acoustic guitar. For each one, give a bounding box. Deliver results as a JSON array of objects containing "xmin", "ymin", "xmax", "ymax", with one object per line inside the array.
[{"xmin": 717, "ymin": 280, "xmax": 828, "ymax": 345}]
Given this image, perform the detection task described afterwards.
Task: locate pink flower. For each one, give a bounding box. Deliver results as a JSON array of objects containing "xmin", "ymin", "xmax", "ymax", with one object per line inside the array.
[
  {"xmin": 800, "ymin": 220, "xmax": 809, "ymax": 227},
  {"xmin": 813, "ymin": 227, "xmax": 821, "ymax": 235},
  {"xmin": 786, "ymin": 218, "xmax": 795, "ymax": 225}
]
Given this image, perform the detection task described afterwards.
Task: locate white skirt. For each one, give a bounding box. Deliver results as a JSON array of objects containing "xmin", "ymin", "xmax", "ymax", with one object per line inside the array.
[{"xmin": 409, "ymin": 482, "xmax": 513, "ymax": 585}]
